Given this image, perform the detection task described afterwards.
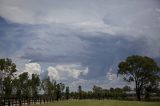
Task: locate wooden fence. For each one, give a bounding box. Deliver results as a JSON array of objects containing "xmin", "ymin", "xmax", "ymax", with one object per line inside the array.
[{"xmin": 0, "ymin": 97, "xmax": 54, "ymax": 106}]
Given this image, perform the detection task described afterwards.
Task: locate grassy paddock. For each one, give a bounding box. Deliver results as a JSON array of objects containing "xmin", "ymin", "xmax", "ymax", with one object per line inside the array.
[{"xmin": 32, "ymin": 100, "xmax": 160, "ymax": 106}]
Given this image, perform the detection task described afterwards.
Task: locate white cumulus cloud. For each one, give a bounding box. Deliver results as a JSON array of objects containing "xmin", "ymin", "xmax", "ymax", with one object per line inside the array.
[
  {"xmin": 23, "ymin": 63, "xmax": 41, "ymax": 75},
  {"xmin": 47, "ymin": 64, "xmax": 88, "ymax": 80},
  {"xmin": 15, "ymin": 63, "xmax": 41, "ymax": 78}
]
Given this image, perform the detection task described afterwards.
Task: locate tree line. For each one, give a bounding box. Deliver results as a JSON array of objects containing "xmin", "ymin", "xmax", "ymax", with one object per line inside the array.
[
  {"xmin": 0, "ymin": 55, "xmax": 160, "ymax": 101},
  {"xmin": 0, "ymin": 58, "xmax": 65, "ymax": 101}
]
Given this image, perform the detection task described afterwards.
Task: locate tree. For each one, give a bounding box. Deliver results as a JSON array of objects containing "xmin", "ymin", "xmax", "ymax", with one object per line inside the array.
[
  {"xmin": 55, "ymin": 83, "xmax": 65, "ymax": 100},
  {"xmin": 123, "ymin": 86, "xmax": 131, "ymax": 92},
  {"xmin": 144, "ymin": 79, "xmax": 159, "ymax": 100},
  {"xmin": 78, "ymin": 85, "xmax": 82, "ymax": 99},
  {"xmin": 92, "ymin": 85, "xmax": 103, "ymax": 99},
  {"xmin": 3, "ymin": 76, "xmax": 12, "ymax": 97},
  {"xmin": 58, "ymin": 83, "xmax": 65, "ymax": 93},
  {"xmin": 56, "ymin": 84, "xmax": 61, "ymax": 101},
  {"xmin": 31, "ymin": 74, "xmax": 40, "ymax": 97},
  {"xmin": 41, "ymin": 78, "xmax": 56, "ymax": 97},
  {"xmin": 19, "ymin": 72, "xmax": 31, "ymax": 97},
  {"xmin": 118, "ymin": 55, "xmax": 160, "ymax": 101},
  {"xmin": 0, "ymin": 58, "xmax": 17, "ymax": 96},
  {"xmin": 12, "ymin": 78, "xmax": 21, "ymax": 97},
  {"xmin": 65, "ymin": 86, "xmax": 69, "ymax": 100}
]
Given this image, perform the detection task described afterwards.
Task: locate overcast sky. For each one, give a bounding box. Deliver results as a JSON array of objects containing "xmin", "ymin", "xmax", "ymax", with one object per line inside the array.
[{"xmin": 0, "ymin": 0, "xmax": 160, "ymax": 91}]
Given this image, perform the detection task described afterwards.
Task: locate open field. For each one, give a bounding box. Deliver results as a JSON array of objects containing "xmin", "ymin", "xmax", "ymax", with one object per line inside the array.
[{"xmin": 32, "ymin": 100, "xmax": 160, "ymax": 106}]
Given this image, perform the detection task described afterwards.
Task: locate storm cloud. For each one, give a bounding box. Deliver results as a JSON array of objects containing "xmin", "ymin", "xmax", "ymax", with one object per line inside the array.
[{"xmin": 0, "ymin": 0, "xmax": 160, "ymax": 90}]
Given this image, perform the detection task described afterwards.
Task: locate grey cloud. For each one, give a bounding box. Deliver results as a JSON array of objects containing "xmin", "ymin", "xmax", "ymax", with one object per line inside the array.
[
  {"xmin": 0, "ymin": 0, "xmax": 160, "ymax": 90},
  {"xmin": 1, "ymin": 0, "xmax": 159, "ymax": 25},
  {"xmin": 1, "ymin": 15, "xmax": 160, "ymax": 80},
  {"xmin": 19, "ymin": 29, "xmax": 160, "ymax": 79}
]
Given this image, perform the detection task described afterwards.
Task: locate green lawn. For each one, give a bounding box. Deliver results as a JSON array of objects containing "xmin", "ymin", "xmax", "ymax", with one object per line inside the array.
[{"xmin": 32, "ymin": 100, "xmax": 160, "ymax": 106}]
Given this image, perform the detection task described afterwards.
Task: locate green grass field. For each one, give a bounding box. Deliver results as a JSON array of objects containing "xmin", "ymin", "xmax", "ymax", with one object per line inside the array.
[{"xmin": 33, "ymin": 100, "xmax": 160, "ymax": 106}]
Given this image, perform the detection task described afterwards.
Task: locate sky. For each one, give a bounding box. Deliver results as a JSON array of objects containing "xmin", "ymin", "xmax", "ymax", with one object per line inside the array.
[{"xmin": 0, "ymin": 0, "xmax": 160, "ymax": 91}]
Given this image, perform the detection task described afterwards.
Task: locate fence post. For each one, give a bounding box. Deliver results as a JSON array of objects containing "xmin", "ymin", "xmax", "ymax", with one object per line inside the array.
[
  {"xmin": 31, "ymin": 97, "xmax": 33, "ymax": 104},
  {"xmin": 0, "ymin": 97, "xmax": 1, "ymax": 106},
  {"xmin": 8, "ymin": 99, "xmax": 10, "ymax": 106},
  {"xmin": 34, "ymin": 98, "xmax": 35, "ymax": 104},
  {"xmin": 40, "ymin": 97, "xmax": 41, "ymax": 104},
  {"xmin": 19, "ymin": 98, "xmax": 21, "ymax": 106},
  {"xmin": 27, "ymin": 97, "xmax": 30, "ymax": 106},
  {"xmin": 15, "ymin": 97, "xmax": 17, "ymax": 106},
  {"xmin": 4, "ymin": 97, "xmax": 5, "ymax": 106},
  {"xmin": 43, "ymin": 98, "xmax": 45, "ymax": 104},
  {"xmin": 11, "ymin": 98, "xmax": 13, "ymax": 106}
]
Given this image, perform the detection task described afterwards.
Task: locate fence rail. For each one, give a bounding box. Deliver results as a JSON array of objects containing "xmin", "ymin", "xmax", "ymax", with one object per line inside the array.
[{"xmin": 0, "ymin": 97, "xmax": 54, "ymax": 106}]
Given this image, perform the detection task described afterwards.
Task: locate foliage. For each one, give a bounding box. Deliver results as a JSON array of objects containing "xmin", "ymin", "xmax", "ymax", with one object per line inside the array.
[
  {"xmin": 41, "ymin": 78, "xmax": 56, "ymax": 97},
  {"xmin": 118, "ymin": 55, "xmax": 160, "ymax": 101},
  {"xmin": 0, "ymin": 58, "xmax": 17, "ymax": 96},
  {"xmin": 3, "ymin": 76, "xmax": 12, "ymax": 97},
  {"xmin": 0, "ymin": 58, "xmax": 17, "ymax": 77},
  {"xmin": 18, "ymin": 72, "xmax": 31, "ymax": 97},
  {"xmin": 12, "ymin": 78, "xmax": 21, "ymax": 97},
  {"xmin": 31, "ymin": 74, "xmax": 40, "ymax": 97}
]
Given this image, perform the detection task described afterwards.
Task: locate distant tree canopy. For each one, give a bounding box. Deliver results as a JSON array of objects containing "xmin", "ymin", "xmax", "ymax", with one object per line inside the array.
[
  {"xmin": 122, "ymin": 86, "xmax": 131, "ymax": 92},
  {"xmin": 118, "ymin": 55, "xmax": 160, "ymax": 101}
]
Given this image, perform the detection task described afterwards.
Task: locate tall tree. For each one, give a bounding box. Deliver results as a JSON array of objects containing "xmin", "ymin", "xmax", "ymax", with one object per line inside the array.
[
  {"xmin": 19, "ymin": 72, "xmax": 31, "ymax": 97},
  {"xmin": 118, "ymin": 55, "xmax": 160, "ymax": 101},
  {"xmin": 56, "ymin": 84, "xmax": 61, "ymax": 101},
  {"xmin": 78, "ymin": 85, "xmax": 82, "ymax": 99},
  {"xmin": 41, "ymin": 78, "xmax": 56, "ymax": 97},
  {"xmin": 12, "ymin": 78, "xmax": 21, "ymax": 97},
  {"xmin": 65, "ymin": 86, "xmax": 69, "ymax": 100},
  {"xmin": 55, "ymin": 83, "xmax": 65, "ymax": 100},
  {"xmin": 0, "ymin": 58, "xmax": 17, "ymax": 96},
  {"xmin": 59, "ymin": 83, "xmax": 65, "ymax": 93},
  {"xmin": 3, "ymin": 76, "xmax": 12, "ymax": 97},
  {"xmin": 31, "ymin": 74, "xmax": 40, "ymax": 97}
]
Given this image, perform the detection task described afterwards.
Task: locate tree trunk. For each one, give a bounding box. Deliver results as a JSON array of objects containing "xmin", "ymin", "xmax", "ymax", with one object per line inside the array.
[
  {"xmin": 136, "ymin": 90, "xmax": 141, "ymax": 101},
  {"xmin": 135, "ymin": 81, "xmax": 141, "ymax": 101}
]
